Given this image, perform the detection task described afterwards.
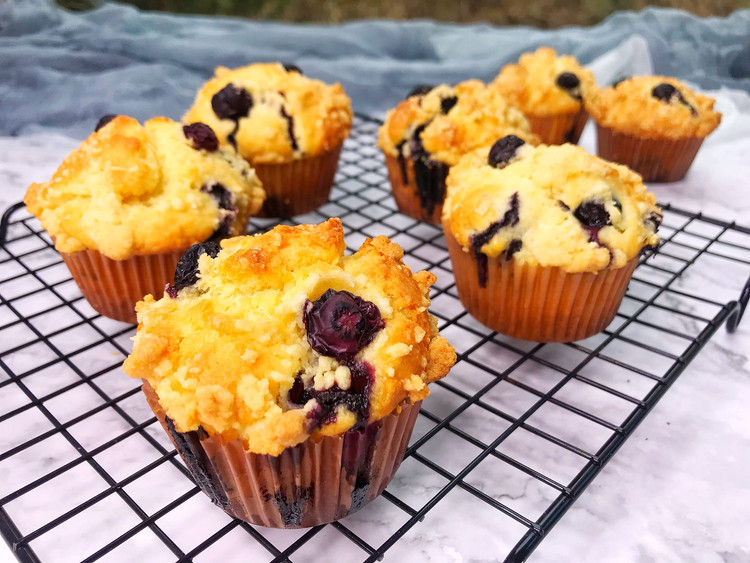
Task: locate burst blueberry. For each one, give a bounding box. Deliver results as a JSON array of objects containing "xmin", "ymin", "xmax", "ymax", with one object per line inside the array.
[
  {"xmin": 304, "ymin": 289, "xmax": 384, "ymax": 360},
  {"xmin": 211, "ymin": 83, "xmax": 253, "ymax": 121},
  {"xmin": 282, "ymin": 63, "xmax": 302, "ymax": 74},
  {"xmin": 183, "ymin": 122, "xmax": 219, "ymax": 152},
  {"xmin": 407, "ymin": 84, "xmax": 434, "ymax": 98},
  {"xmin": 170, "ymin": 241, "xmax": 221, "ymax": 295},
  {"xmin": 440, "ymin": 95, "xmax": 458, "ymax": 114},
  {"xmin": 573, "ymin": 200, "xmax": 611, "ymax": 229},
  {"xmin": 651, "ymin": 83, "xmax": 679, "ymax": 102},
  {"xmin": 94, "ymin": 114, "xmax": 118, "ymax": 132},
  {"xmin": 488, "ymin": 135, "xmax": 525, "ymax": 169}
]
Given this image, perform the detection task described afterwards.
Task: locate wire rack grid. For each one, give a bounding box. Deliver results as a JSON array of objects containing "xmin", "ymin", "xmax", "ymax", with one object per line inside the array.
[{"xmin": 1, "ymin": 115, "xmax": 749, "ymax": 563}]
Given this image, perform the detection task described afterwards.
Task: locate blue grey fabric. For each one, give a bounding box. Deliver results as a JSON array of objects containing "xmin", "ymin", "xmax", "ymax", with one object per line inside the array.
[{"xmin": 1, "ymin": 0, "xmax": 749, "ymax": 139}]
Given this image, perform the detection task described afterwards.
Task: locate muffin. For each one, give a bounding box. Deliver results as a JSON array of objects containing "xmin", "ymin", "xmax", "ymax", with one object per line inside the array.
[
  {"xmin": 184, "ymin": 63, "xmax": 353, "ymax": 217},
  {"xmin": 491, "ymin": 47, "xmax": 596, "ymax": 145},
  {"xmin": 588, "ymin": 76, "xmax": 722, "ymax": 182},
  {"xmin": 122, "ymin": 218, "xmax": 456, "ymax": 528},
  {"xmin": 442, "ymin": 136, "xmax": 662, "ymax": 342},
  {"xmin": 24, "ymin": 115, "xmax": 265, "ymax": 323},
  {"xmin": 378, "ymin": 80, "xmax": 538, "ymax": 225}
]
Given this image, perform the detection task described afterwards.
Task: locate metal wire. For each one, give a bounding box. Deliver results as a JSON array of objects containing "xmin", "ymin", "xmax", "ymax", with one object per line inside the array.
[{"xmin": 1, "ymin": 114, "xmax": 749, "ymax": 563}]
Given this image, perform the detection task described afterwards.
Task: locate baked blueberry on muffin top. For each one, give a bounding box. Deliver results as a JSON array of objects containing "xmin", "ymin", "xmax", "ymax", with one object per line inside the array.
[{"xmin": 123, "ymin": 219, "xmax": 455, "ymax": 456}]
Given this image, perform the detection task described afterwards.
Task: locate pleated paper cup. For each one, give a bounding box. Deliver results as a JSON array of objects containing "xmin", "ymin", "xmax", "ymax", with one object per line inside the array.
[
  {"xmin": 384, "ymin": 153, "xmax": 448, "ymax": 225},
  {"xmin": 142, "ymin": 381, "xmax": 422, "ymax": 528},
  {"xmin": 61, "ymin": 248, "xmax": 185, "ymax": 324},
  {"xmin": 253, "ymin": 145, "xmax": 343, "ymax": 218},
  {"xmin": 526, "ymin": 110, "xmax": 589, "ymax": 145},
  {"xmin": 444, "ymin": 226, "xmax": 638, "ymax": 342},
  {"xmin": 596, "ymin": 124, "xmax": 705, "ymax": 183}
]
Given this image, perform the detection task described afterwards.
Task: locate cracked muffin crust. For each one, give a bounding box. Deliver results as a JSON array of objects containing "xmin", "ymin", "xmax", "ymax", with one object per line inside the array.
[
  {"xmin": 24, "ymin": 115, "xmax": 265, "ymax": 260},
  {"xmin": 123, "ymin": 219, "xmax": 455, "ymax": 456}
]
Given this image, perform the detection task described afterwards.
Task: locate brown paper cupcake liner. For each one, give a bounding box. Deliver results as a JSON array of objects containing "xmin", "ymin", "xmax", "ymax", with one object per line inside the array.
[
  {"xmin": 142, "ymin": 382, "xmax": 422, "ymax": 528},
  {"xmin": 253, "ymin": 145, "xmax": 343, "ymax": 218},
  {"xmin": 596, "ymin": 125, "xmax": 705, "ymax": 183},
  {"xmin": 444, "ymin": 227, "xmax": 638, "ymax": 342},
  {"xmin": 526, "ymin": 110, "xmax": 589, "ymax": 145},
  {"xmin": 384, "ymin": 153, "xmax": 448, "ymax": 225},
  {"xmin": 61, "ymin": 248, "xmax": 185, "ymax": 324}
]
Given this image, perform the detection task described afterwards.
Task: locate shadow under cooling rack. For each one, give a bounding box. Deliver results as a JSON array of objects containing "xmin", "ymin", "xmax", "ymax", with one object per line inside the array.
[{"xmin": 1, "ymin": 114, "xmax": 750, "ymax": 563}]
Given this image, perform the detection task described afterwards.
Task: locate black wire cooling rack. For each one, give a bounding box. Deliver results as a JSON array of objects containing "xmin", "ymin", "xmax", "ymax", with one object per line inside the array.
[{"xmin": 2, "ymin": 114, "xmax": 750, "ymax": 563}]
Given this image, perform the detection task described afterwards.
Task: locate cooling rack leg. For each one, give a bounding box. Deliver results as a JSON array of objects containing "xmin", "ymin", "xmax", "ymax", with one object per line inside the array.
[{"xmin": 726, "ymin": 274, "xmax": 750, "ymax": 333}]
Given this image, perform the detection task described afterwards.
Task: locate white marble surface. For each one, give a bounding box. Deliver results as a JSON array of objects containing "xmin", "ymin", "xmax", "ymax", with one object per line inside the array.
[{"xmin": 1, "ymin": 91, "xmax": 750, "ymax": 563}]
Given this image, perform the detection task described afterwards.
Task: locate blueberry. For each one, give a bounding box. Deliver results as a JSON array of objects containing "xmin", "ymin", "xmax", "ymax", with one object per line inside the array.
[
  {"xmin": 574, "ymin": 201, "xmax": 611, "ymax": 229},
  {"xmin": 470, "ymin": 192, "xmax": 520, "ymax": 287},
  {"xmin": 170, "ymin": 241, "xmax": 221, "ymax": 294},
  {"xmin": 651, "ymin": 83, "xmax": 697, "ymax": 115},
  {"xmin": 280, "ymin": 107, "xmax": 299, "ymax": 151},
  {"xmin": 201, "ymin": 182, "xmax": 234, "ymax": 211},
  {"xmin": 211, "ymin": 83, "xmax": 253, "ymax": 121},
  {"xmin": 504, "ymin": 239, "xmax": 523, "ymax": 260},
  {"xmin": 644, "ymin": 211, "xmax": 663, "ymax": 231},
  {"xmin": 488, "ymin": 135, "xmax": 525, "ymax": 169},
  {"xmin": 406, "ymin": 84, "xmax": 434, "ymax": 98},
  {"xmin": 183, "ymin": 122, "xmax": 219, "ymax": 152},
  {"xmin": 304, "ymin": 289, "xmax": 384, "ymax": 360},
  {"xmin": 440, "ymin": 95, "xmax": 458, "ymax": 114},
  {"xmin": 556, "ymin": 72, "xmax": 580, "ymax": 90},
  {"xmin": 94, "ymin": 114, "xmax": 118, "ymax": 132},
  {"xmin": 651, "ymin": 83, "xmax": 678, "ymax": 102},
  {"xmin": 201, "ymin": 183, "xmax": 236, "ymax": 241},
  {"xmin": 282, "ymin": 63, "xmax": 302, "ymax": 74},
  {"xmin": 287, "ymin": 361, "xmax": 374, "ymax": 429}
]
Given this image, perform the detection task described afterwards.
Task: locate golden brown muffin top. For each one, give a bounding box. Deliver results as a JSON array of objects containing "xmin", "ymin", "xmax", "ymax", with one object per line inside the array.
[
  {"xmin": 123, "ymin": 219, "xmax": 456, "ymax": 456},
  {"xmin": 377, "ymin": 80, "xmax": 538, "ymax": 166},
  {"xmin": 443, "ymin": 138, "xmax": 661, "ymax": 273},
  {"xmin": 183, "ymin": 63, "xmax": 353, "ymax": 164},
  {"xmin": 587, "ymin": 75, "xmax": 722, "ymax": 139},
  {"xmin": 491, "ymin": 47, "xmax": 596, "ymax": 117},
  {"xmin": 24, "ymin": 116, "xmax": 265, "ymax": 260}
]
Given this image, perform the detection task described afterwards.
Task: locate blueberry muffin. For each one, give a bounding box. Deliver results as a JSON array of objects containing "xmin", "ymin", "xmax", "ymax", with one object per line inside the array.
[
  {"xmin": 378, "ymin": 80, "xmax": 538, "ymax": 225},
  {"xmin": 491, "ymin": 47, "xmax": 596, "ymax": 145},
  {"xmin": 442, "ymin": 136, "xmax": 662, "ymax": 342},
  {"xmin": 24, "ymin": 115, "xmax": 264, "ymax": 323},
  {"xmin": 123, "ymin": 218, "xmax": 456, "ymax": 527},
  {"xmin": 588, "ymin": 76, "xmax": 722, "ymax": 182},
  {"xmin": 184, "ymin": 63, "xmax": 353, "ymax": 217}
]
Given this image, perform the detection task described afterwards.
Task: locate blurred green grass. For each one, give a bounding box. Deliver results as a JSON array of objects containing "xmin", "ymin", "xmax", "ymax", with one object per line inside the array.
[{"xmin": 58, "ymin": 0, "xmax": 747, "ymax": 27}]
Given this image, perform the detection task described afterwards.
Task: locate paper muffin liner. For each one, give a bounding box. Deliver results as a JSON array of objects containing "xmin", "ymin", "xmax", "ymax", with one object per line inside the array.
[
  {"xmin": 142, "ymin": 381, "xmax": 422, "ymax": 528},
  {"xmin": 526, "ymin": 110, "xmax": 589, "ymax": 145},
  {"xmin": 253, "ymin": 145, "xmax": 343, "ymax": 218},
  {"xmin": 596, "ymin": 125, "xmax": 705, "ymax": 183},
  {"xmin": 443, "ymin": 226, "xmax": 638, "ymax": 342},
  {"xmin": 61, "ymin": 248, "xmax": 185, "ymax": 324},
  {"xmin": 384, "ymin": 153, "xmax": 448, "ymax": 225}
]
